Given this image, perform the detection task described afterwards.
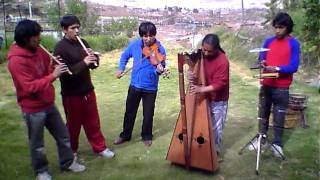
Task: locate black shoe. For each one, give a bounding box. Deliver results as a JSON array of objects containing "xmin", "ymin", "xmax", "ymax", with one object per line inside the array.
[
  {"xmin": 113, "ymin": 137, "xmax": 129, "ymax": 145},
  {"xmin": 143, "ymin": 140, "xmax": 152, "ymax": 147}
]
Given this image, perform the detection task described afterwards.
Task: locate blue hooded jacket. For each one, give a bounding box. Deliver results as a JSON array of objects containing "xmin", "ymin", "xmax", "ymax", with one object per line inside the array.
[{"xmin": 119, "ymin": 38, "xmax": 166, "ymax": 91}]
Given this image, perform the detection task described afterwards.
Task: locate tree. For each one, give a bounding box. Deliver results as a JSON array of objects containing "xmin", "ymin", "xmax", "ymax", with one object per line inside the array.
[
  {"xmin": 47, "ymin": 0, "xmax": 100, "ymax": 34},
  {"xmin": 65, "ymin": 0, "xmax": 99, "ymax": 34},
  {"xmin": 302, "ymin": 0, "xmax": 320, "ymax": 64},
  {"xmin": 302, "ymin": 0, "xmax": 320, "ymax": 52},
  {"xmin": 104, "ymin": 17, "xmax": 138, "ymax": 37},
  {"xmin": 263, "ymin": 0, "xmax": 302, "ymax": 25},
  {"xmin": 262, "ymin": 0, "xmax": 280, "ymax": 25},
  {"xmin": 47, "ymin": 0, "xmax": 61, "ymax": 31}
]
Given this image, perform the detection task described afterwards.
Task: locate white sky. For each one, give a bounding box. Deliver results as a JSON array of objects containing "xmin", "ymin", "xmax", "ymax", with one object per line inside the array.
[{"xmin": 88, "ymin": 0, "xmax": 269, "ymax": 9}]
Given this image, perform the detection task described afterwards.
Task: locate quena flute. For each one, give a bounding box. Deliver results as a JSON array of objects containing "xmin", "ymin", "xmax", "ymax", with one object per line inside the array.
[
  {"xmin": 39, "ymin": 44, "xmax": 72, "ymax": 75},
  {"xmin": 76, "ymin": 36, "xmax": 98, "ymax": 66}
]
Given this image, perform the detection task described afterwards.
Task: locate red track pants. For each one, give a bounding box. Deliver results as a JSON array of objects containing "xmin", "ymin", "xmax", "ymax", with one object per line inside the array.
[{"xmin": 62, "ymin": 90, "xmax": 107, "ymax": 153}]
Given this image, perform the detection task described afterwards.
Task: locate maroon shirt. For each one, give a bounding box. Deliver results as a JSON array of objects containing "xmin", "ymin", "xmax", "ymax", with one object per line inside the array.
[{"xmin": 204, "ymin": 51, "xmax": 229, "ymax": 101}]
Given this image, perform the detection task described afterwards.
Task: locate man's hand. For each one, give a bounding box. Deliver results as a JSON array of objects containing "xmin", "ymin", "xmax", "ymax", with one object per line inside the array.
[
  {"xmin": 156, "ymin": 64, "xmax": 164, "ymax": 74},
  {"xmin": 187, "ymin": 69, "xmax": 195, "ymax": 82},
  {"xmin": 87, "ymin": 48, "xmax": 94, "ymax": 55},
  {"xmin": 260, "ymin": 60, "xmax": 267, "ymax": 68},
  {"xmin": 189, "ymin": 84, "xmax": 214, "ymax": 94},
  {"xmin": 189, "ymin": 85, "xmax": 203, "ymax": 94},
  {"xmin": 52, "ymin": 63, "xmax": 69, "ymax": 78},
  {"xmin": 54, "ymin": 55, "xmax": 64, "ymax": 64},
  {"xmin": 116, "ymin": 70, "xmax": 124, "ymax": 79},
  {"xmin": 83, "ymin": 54, "xmax": 97, "ymax": 66},
  {"xmin": 264, "ymin": 66, "xmax": 279, "ymax": 73}
]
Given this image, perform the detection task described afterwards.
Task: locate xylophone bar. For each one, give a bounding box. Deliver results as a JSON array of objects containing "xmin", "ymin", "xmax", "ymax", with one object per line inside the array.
[{"xmin": 253, "ymin": 73, "xmax": 279, "ymax": 79}]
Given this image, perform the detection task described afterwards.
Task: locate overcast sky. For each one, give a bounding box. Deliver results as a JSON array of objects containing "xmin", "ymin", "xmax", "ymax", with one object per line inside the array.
[{"xmin": 88, "ymin": 0, "xmax": 269, "ymax": 9}]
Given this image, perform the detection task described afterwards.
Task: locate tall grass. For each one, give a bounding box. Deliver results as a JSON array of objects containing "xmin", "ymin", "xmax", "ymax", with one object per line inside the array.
[
  {"xmin": 83, "ymin": 35, "xmax": 129, "ymax": 52},
  {"xmin": 0, "ymin": 35, "xmax": 14, "ymax": 64}
]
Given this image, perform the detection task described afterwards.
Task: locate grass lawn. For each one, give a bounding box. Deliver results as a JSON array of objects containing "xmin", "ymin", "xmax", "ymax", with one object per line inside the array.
[{"xmin": 0, "ymin": 47, "xmax": 319, "ymax": 180}]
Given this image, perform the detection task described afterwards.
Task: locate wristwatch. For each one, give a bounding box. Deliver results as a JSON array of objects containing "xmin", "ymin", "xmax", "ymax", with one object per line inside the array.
[{"xmin": 275, "ymin": 66, "xmax": 280, "ymax": 72}]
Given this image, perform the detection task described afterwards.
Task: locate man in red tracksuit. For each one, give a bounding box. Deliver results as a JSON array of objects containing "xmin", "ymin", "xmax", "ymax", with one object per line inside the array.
[
  {"xmin": 7, "ymin": 19, "xmax": 85, "ymax": 180},
  {"xmin": 54, "ymin": 15, "xmax": 114, "ymax": 158},
  {"xmin": 248, "ymin": 12, "xmax": 300, "ymax": 158}
]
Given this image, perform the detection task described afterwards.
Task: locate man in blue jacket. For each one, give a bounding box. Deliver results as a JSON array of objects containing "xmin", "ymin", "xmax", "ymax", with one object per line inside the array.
[{"xmin": 114, "ymin": 21, "xmax": 166, "ymax": 147}]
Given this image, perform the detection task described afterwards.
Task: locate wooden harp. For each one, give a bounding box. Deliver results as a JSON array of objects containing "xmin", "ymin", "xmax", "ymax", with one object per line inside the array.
[{"xmin": 166, "ymin": 49, "xmax": 219, "ymax": 172}]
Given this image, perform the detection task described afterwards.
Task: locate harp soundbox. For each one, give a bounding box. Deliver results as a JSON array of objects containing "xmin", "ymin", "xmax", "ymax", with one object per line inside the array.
[{"xmin": 166, "ymin": 50, "xmax": 219, "ymax": 172}]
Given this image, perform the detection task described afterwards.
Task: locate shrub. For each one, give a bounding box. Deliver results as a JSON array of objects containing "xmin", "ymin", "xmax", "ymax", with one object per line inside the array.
[
  {"xmin": 40, "ymin": 35, "xmax": 58, "ymax": 52},
  {"xmin": 0, "ymin": 35, "xmax": 14, "ymax": 64},
  {"xmin": 84, "ymin": 35, "xmax": 128, "ymax": 52}
]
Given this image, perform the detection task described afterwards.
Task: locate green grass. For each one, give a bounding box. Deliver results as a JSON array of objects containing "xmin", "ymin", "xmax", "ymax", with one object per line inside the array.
[{"xmin": 0, "ymin": 46, "xmax": 319, "ymax": 180}]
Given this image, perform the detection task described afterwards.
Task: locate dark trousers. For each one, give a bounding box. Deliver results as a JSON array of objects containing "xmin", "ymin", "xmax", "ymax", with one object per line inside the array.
[
  {"xmin": 22, "ymin": 105, "xmax": 74, "ymax": 174},
  {"xmin": 120, "ymin": 86, "xmax": 157, "ymax": 141},
  {"xmin": 258, "ymin": 86, "xmax": 289, "ymax": 147}
]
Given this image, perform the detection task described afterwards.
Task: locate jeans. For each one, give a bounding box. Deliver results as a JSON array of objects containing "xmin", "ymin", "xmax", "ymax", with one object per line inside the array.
[
  {"xmin": 22, "ymin": 105, "xmax": 74, "ymax": 174},
  {"xmin": 120, "ymin": 86, "xmax": 157, "ymax": 141},
  {"xmin": 210, "ymin": 101, "xmax": 228, "ymax": 153},
  {"xmin": 258, "ymin": 86, "xmax": 289, "ymax": 147}
]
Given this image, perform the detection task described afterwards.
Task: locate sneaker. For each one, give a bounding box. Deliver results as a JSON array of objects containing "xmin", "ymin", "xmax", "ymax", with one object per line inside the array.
[
  {"xmin": 68, "ymin": 159, "xmax": 86, "ymax": 172},
  {"xmin": 271, "ymin": 144, "xmax": 284, "ymax": 158},
  {"xmin": 36, "ymin": 172, "xmax": 52, "ymax": 180},
  {"xmin": 98, "ymin": 148, "xmax": 115, "ymax": 158},
  {"xmin": 247, "ymin": 138, "xmax": 268, "ymax": 151},
  {"xmin": 73, "ymin": 152, "xmax": 85, "ymax": 164}
]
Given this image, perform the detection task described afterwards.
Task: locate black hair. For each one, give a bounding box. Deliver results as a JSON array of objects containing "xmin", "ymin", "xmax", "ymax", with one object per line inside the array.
[
  {"xmin": 60, "ymin": 15, "xmax": 81, "ymax": 29},
  {"xmin": 14, "ymin": 19, "xmax": 42, "ymax": 47},
  {"xmin": 272, "ymin": 12, "xmax": 294, "ymax": 34},
  {"xmin": 139, "ymin": 21, "xmax": 157, "ymax": 37},
  {"xmin": 202, "ymin": 33, "xmax": 225, "ymax": 54}
]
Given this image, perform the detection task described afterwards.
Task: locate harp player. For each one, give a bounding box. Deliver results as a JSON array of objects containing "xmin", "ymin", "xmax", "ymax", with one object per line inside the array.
[{"xmin": 188, "ymin": 34, "xmax": 230, "ymax": 162}]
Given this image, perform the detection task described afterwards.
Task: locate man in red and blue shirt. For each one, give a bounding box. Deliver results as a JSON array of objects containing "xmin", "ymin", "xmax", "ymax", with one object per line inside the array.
[{"xmin": 250, "ymin": 12, "xmax": 300, "ymax": 158}]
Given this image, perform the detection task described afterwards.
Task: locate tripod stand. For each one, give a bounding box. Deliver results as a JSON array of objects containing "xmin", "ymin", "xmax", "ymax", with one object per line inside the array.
[
  {"xmin": 238, "ymin": 119, "xmax": 286, "ymax": 175},
  {"xmin": 238, "ymin": 48, "xmax": 285, "ymax": 175}
]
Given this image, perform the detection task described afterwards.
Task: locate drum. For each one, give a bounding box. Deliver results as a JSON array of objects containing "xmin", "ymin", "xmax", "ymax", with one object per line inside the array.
[
  {"xmin": 270, "ymin": 93, "xmax": 308, "ymax": 128},
  {"xmin": 288, "ymin": 93, "xmax": 308, "ymax": 110}
]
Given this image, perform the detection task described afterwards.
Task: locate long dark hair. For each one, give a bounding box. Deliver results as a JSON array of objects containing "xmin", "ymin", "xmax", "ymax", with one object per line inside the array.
[
  {"xmin": 272, "ymin": 12, "xmax": 294, "ymax": 34},
  {"xmin": 202, "ymin": 33, "xmax": 225, "ymax": 54}
]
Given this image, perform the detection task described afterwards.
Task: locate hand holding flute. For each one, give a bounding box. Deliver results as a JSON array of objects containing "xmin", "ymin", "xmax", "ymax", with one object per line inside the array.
[
  {"xmin": 52, "ymin": 63, "xmax": 71, "ymax": 78},
  {"xmin": 39, "ymin": 44, "xmax": 72, "ymax": 75},
  {"xmin": 76, "ymin": 36, "xmax": 98, "ymax": 67}
]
